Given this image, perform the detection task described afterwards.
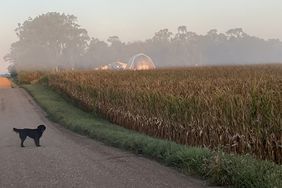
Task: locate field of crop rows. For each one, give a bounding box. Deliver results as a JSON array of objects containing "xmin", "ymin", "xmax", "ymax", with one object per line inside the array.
[{"xmin": 46, "ymin": 65, "xmax": 282, "ymax": 163}]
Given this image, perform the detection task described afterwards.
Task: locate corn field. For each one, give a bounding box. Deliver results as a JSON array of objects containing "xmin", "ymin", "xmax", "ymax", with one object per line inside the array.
[{"xmin": 46, "ymin": 65, "xmax": 282, "ymax": 163}]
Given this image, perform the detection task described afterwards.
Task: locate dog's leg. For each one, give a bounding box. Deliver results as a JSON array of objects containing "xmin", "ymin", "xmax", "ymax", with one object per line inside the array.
[
  {"xmin": 21, "ymin": 140, "xmax": 25, "ymax": 147},
  {"xmin": 19, "ymin": 134, "xmax": 26, "ymax": 147},
  {"xmin": 34, "ymin": 138, "xmax": 40, "ymax": 147}
]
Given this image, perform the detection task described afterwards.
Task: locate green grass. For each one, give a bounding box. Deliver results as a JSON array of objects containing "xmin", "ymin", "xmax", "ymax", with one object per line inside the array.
[{"xmin": 23, "ymin": 84, "xmax": 282, "ymax": 188}]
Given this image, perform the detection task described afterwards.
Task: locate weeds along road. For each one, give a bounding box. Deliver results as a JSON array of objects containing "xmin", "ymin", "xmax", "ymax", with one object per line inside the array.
[{"xmin": 0, "ymin": 86, "xmax": 209, "ymax": 188}]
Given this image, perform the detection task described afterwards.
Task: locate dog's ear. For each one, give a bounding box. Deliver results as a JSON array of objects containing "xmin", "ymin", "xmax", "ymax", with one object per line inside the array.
[{"xmin": 37, "ymin": 125, "xmax": 46, "ymax": 131}]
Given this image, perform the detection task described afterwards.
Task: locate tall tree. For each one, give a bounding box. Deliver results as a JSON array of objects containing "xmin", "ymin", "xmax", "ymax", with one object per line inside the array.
[
  {"xmin": 83, "ymin": 38, "xmax": 110, "ymax": 68},
  {"xmin": 176, "ymin": 25, "xmax": 187, "ymax": 41},
  {"xmin": 107, "ymin": 36, "xmax": 124, "ymax": 61},
  {"xmin": 153, "ymin": 29, "xmax": 173, "ymax": 43},
  {"xmin": 5, "ymin": 12, "xmax": 89, "ymax": 71}
]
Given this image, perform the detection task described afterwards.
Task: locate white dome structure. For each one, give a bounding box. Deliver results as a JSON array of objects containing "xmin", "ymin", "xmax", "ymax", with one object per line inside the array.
[{"xmin": 128, "ymin": 53, "xmax": 156, "ymax": 70}]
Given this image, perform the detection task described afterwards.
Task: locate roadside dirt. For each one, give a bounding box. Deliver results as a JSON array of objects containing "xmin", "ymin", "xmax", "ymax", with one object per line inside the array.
[{"xmin": 0, "ymin": 77, "xmax": 11, "ymax": 88}]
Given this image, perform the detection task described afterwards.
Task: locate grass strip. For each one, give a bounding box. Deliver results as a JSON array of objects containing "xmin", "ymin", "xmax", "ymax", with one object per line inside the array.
[{"xmin": 23, "ymin": 84, "xmax": 282, "ymax": 188}]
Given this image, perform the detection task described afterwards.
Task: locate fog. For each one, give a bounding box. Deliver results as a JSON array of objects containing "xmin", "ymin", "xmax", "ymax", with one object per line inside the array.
[{"xmin": 4, "ymin": 12, "xmax": 282, "ymax": 72}]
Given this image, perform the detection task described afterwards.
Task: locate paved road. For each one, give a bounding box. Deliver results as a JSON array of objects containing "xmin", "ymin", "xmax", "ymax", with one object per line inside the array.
[{"xmin": 0, "ymin": 86, "xmax": 209, "ymax": 188}]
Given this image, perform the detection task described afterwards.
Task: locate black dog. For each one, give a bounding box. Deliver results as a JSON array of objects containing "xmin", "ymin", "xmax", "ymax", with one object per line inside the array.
[{"xmin": 13, "ymin": 125, "xmax": 46, "ymax": 147}]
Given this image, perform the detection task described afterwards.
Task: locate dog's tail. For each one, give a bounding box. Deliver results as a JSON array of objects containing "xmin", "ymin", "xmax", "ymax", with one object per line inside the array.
[{"xmin": 13, "ymin": 128, "xmax": 20, "ymax": 133}]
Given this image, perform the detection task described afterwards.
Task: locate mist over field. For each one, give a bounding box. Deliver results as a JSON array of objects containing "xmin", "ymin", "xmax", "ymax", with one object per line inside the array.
[
  {"xmin": 1, "ymin": 2, "xmax": 282, "ymax": 187},
  {"xmin": 3, "ymin": 12, "xmax": 282, "ymax": 72}
]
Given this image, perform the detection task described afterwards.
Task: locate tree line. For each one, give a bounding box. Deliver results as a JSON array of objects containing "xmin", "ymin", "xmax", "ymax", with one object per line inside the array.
[{"xmin": 5, "ymin": 12, "xmax": 282, "ymax": 72}]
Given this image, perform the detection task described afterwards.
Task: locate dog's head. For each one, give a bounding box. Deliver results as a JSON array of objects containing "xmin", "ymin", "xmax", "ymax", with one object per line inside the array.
[{"xmin": 37, "ymin": 125, "xmax": 46, "ymax": 132}]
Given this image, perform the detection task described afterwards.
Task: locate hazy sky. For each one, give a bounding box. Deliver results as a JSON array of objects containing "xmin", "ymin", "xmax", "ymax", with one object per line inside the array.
[{"xmin": 1, "ymin": 0, "xmax": 282, "ymax": 71}]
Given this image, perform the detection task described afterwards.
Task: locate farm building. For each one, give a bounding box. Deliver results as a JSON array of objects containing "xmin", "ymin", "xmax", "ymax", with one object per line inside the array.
[
  {"xmin": 95, "ymin": 54, "xmax": 156, "ymax": 70},
  {"xmin": 95, "ymin": 61, "xmax": 127, "ymax": 70},
  {"xmin": 128, "ymin": 53, "xmax": 156, "ymax": 70}
]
